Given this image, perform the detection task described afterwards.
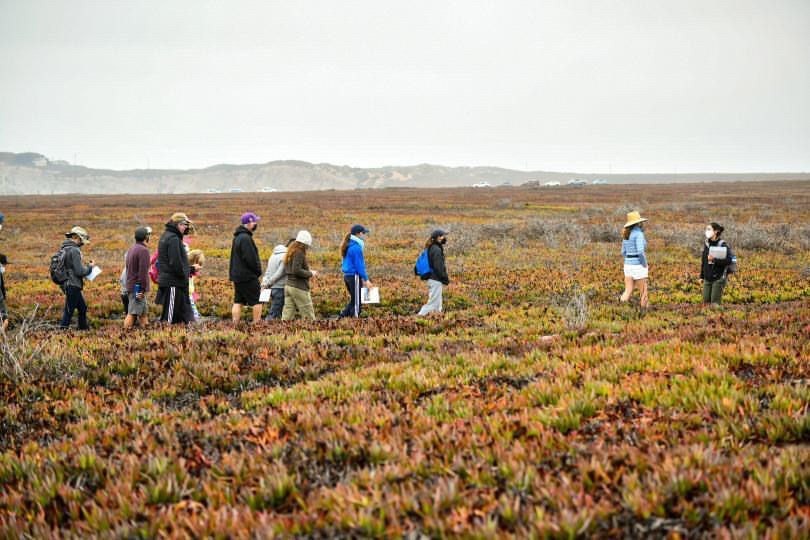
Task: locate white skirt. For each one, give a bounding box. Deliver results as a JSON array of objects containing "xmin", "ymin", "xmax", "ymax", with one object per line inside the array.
[{"xmin": 624, "ymin": 264, "xmax": 648, "ymax": 280}]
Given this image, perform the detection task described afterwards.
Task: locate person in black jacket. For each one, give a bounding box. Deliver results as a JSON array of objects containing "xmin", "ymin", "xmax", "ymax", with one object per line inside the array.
[
  {"xmin": 418, "ymin": 229, "xmax": 450, "ymax": 316},
  {"xmin": 229, "ymin": 212, "xmax": 263, "ymax": 323},
  {"xmin": 156, "ymin": 213, "xmax": 199, "ymax": 324},
  {"xmin": 700, "ymin": 222, "xmax": 736, "ymax": 305},
  {"xmin": 59, "ymin": 226, "xmax": 96, "ymax": 330},
  {"xmin": 0, "ymin": 254, "xmax": 9, "ymax": 331}
]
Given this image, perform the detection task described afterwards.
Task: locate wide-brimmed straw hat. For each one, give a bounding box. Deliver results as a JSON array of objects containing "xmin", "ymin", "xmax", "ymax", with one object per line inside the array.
[{"xmin": 623, "ymin": 211, "xmax": 648, "ymax": 228}]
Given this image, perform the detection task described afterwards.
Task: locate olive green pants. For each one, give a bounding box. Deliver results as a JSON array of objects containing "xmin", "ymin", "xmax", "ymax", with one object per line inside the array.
[
  {"xmin": 282, "ymin": 285, "xmax": 315, "ymax": 320},
  {"xmin": 703, "ymin": 278, "xmax": 726, "ymax": 304}
]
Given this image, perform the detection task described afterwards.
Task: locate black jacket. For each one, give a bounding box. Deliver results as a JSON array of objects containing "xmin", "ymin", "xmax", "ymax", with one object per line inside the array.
[
  {"xmin": 700, "ymin": 238, "xmax": 735, "ymax": 282},
  {"xmin": 422, "ymin": 242, "xmax": 449, "ymax": 285},
  {"xmin": 157, "ymin": 222, "xmax": 190, "ymax": 288},
  {"xmin": 229, "ymin": 225, "xmax": 262, "ymax": 283}
]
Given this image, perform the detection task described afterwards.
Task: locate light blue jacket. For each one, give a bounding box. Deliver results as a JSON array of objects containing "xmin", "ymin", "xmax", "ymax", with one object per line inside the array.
[{"xmin": 621, "ymin": 226, "xmax": 647, "ymax": 266}]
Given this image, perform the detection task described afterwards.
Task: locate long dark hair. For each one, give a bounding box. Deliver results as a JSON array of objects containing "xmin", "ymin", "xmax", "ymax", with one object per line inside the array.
[
  {"xmin": 424, "ymin": 236, "xmax": 437, "ymax": 249},
  {"xmin": 622, "ymin": 225, "xmax": 633, "ymax": 241},
  {"xmin": 340, "ymin": 233, "xmax": 352, "ymax": 258},
  {"xmin": 284, "ymin": 241, "xmax": 307, "ymax": 264}
]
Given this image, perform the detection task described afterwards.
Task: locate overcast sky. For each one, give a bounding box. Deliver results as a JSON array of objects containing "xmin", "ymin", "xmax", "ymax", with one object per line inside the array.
[{"xmin": 1, "ymin": 0, "xmax": 809, "ymax": 173}]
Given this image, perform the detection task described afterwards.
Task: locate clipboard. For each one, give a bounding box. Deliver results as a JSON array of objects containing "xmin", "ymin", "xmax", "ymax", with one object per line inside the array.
[
  {"xmin": 708, "ymin": 246, "xmax": 727, "ymax": 260},
  {"xmin": 361, "ymin": 287, "xmax": 380, "ymax": 304},
  {"xmin": 86, "ymin": 266, "xmax": 102, "ymax": 281},
  {"xmin": 259, "ymin": 289, "xmax": 272, "ymax": 303}
]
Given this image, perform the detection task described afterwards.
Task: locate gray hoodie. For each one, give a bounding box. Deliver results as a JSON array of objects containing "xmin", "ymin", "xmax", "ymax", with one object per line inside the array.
[
  {"xmin": 60, "ymin": 239, "xmax": 93, "ymax": 289},
  {"xmin": 261, "ymin": 244, "xmax": 288, "ymax": 289}
]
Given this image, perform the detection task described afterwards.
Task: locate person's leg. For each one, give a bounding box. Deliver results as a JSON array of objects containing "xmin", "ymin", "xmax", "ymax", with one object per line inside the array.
[
  {"xmin": 620, "ymin": 275, "xmax": 635, "ymax": 302},
  {"xmin": 176, "ymin": 290, "xmax": 193, "ymax": 324},
  {"xmin": 252, "ymin": 303, "xmax": 262, "ymax": 323},
  {"xmin": 139, "ymin": 315, "xmax": 149, "ymax": 328},
  {"xmin": 419, "ymin": 280, "xmax": 442, "ymax": 315},
  {"xmin": 281, "ymin": 287, "xmax": 295, "ymax": 321},
  {"xmin": 124, "ymin": 314, "xmax": 134, "ymax": 328},
  {"xmin": 637, "ymin": 278, "xmax": 648, "ymax": 309},
  {"xmin": 702, "ymin": 280, "xmax": 713, "ymax": 304},
  {"xmin": 232, "ymin": 303, "xmax": 243, "ymax": 322},
  {"xmin": 61, "ymin": 287, "xmax": 77, "ymax": 328},
  {"xmin": 436, "ymin": 281, "xmax": 444, "ymax": 313},
  {"xmin": 338, "ymin": 275, "xmax": 353, "ymax": 318},
  {"xmin": 299, "ymin": 290, "xmax": 316, "ymax": 320},
  {"xmin": 122, "ymin": 293, "xmax": 129, "ymax": 315},
  {"xmin": 162, "ymin": 287, "xmax": 176, "ymax": 323},
  {"xmin": 76, "ymin": 290, "xmax": 89, "ymax": 330},
  {"xmin": 269, "ymin": 288, "xmax": 284, "ymax": 319},
  {"xmin": 711, "ymin": 278, "xmax": 726, "ymax": 304}
]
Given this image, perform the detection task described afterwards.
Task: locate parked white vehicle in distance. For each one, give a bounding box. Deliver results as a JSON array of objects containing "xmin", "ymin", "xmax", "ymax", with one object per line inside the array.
[
  {"xmin": 592, "ymin": 179, "xmax": 608, "ymax": 185},
  {"xmin": 472, "ymin": 181, "xmax": 492, "ymax": 188},
  {"xmin": 567, "ymin": 179, "xmax": 588, "ymax": 186},
  {"xmin": 229, "ymin": 188, "xmax": 244, "ymax": 193},
  {"xmin": 260, "ymin": 186, "xmax": 278, "ymax": 193},
  {"xmin": 543, "ymin": 181, "xmax": 561, "ymax": 187},
  {"xmin": 205, "ymin": 188, "xmax": 221, "ymax": 194}
]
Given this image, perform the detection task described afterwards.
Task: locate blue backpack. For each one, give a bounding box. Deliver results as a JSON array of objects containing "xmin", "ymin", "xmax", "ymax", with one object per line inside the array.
[{"xmin": 414, "ymin": 248, "xmax": 431, "ymax": 277}]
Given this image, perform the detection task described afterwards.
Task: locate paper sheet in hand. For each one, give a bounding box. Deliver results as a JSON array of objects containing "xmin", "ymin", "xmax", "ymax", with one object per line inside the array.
[
  {"xmin": 361, "ymin": 287, "xmax": 380, "ymax": 304},
  {"xmin": 86, "ymin": 266, "xmax": 102, "ymax": 281},
  {"xmin": 259, "ymin": 289, "xmax": 272, "ymax": 303},
  {"xmin": 708, "ymin": 246, "xmax": 727, "ymax": 260}
]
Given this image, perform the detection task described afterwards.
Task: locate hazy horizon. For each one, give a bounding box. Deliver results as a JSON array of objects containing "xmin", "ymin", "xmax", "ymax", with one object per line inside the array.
[{"xmin": 2, "ymin": 0, "xmax": 809, "ymax": 174}]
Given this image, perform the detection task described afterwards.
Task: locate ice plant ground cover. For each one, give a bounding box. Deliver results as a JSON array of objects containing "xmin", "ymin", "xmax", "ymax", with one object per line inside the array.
[{"xmin": 0, "ymin": 181, "xmax": 808, "ymax": 537}]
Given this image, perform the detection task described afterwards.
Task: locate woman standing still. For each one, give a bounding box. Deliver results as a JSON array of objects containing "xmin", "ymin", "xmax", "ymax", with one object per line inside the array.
[
  {"xmin": 282, "ymin": 230, "xmax": 318, "ymax": 320},
  {"xmin": 620, "ymin": 211, "xmax": 649, "ymax": 309},
  {"xmin": 700, "ymin": 222, "xmax": 736, "ymax": 304}
]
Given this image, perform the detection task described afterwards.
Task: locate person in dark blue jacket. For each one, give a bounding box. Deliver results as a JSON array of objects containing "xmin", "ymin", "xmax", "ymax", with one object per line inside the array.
[{"xmin": 338, "ymin": 224, "xmax": 374, "ymax": 318}]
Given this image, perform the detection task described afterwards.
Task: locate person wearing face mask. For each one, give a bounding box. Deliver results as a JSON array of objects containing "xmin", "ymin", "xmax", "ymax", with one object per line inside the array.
[
  {"xmin": 338, "ymin": 224, "xmax": 374, "ymax": 319},
  {"xmin": 229, "ymin": 212, "xmax": 263, "ymax": 323},
  {"xmin": 620, "ymin": 211, "xmax": 649, "ymax": 309},
  {"xmin": 417, "ymin": 229, "xmax": 450, "ymax": 316},
  {"xmin": 59, "ymin": 226, "xmax": 95, "ymax": 330},
  {"xmin": 156, "ymin": 213, "xmax": 200, "ymax": 324},
  {"xmin": 700, "ymin": 222, "xmax": 736, "ymax": 305}
]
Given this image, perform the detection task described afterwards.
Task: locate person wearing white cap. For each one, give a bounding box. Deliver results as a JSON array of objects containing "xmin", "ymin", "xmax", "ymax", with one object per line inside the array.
[
  {"xmin": 58, "ymin": 226, "xmax": 95, "ymax": 330},
  {"xmin": 282, "ymin": 230, "xmax": 318, "ymax": 320},
  {"xmin": 620, "ymin": 211, "xmax": 650, "ymax": 309}
]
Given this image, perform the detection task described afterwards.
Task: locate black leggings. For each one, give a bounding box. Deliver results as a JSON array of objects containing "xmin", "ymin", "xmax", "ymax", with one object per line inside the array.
[{"xmin": 338, "ymin": 274, "xmax": 362, "ymax": 318}]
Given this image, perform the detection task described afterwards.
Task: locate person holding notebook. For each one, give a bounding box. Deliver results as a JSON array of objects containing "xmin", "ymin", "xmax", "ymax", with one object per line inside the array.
[
  {"xmin": 700, "ymin": 222, "xmax": 736, "ymax": 305},
  {"xmin": 338, "ymin": 224, "xmax": 374, "ymax": 319}
]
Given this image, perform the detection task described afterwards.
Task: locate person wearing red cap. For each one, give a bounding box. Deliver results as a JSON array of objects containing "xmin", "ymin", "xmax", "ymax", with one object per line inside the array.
[{"xmin": 229, "ymin": 212, "xmax": 263, "ymax": 322}]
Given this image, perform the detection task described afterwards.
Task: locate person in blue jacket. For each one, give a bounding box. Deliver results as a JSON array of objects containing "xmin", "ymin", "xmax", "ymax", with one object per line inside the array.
[{"xmin": 338, "ymin": 224, "xmax": 375, "ymax": 318}]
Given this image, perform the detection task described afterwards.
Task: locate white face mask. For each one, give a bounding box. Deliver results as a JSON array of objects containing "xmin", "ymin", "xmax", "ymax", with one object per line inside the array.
[
  {"xmin": 0, "ymin": 265, "xmax": 5, "ymax": 274},
  {"xmin": 705, "ymin": 229, "xmax": 714, "ymax": 239}
]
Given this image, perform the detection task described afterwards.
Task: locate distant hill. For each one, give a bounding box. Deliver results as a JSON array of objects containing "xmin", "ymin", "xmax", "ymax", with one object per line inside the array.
[{"xmin": 0, "ymin": 151, "xmax": 808, "ymax": 195}]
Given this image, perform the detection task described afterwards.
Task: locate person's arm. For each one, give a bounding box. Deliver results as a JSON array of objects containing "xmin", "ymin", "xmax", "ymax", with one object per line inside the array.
[
  {"xmin": 168, "ymin": 237, "xmax": 188, "ymax": 279},
  {"xmin": 249, "ymin": 243, "xmax": 263, "ymax": 278},
  {"xmin": 261, "ymin": 256, "xmax": 275, "ymax": 288},
  {"xmin": 137, "ymin": 249, "xmax": 150, "ymax": 289},
  {"xmin": 635, "ymin": 232, "xmax": 647, "ymax": 267},
  {"xmin": 430, "ymin": 245, "xmax": 449, "ymax": 284},
  {"xmin": 723, "ymin": 243, "xmax": 736, "ymax": 276},
  {"xmin": 292, "ymin": 251, "xmax": 313, "ymax": 279},
  {"xmin": 699, "ymin": 248, "xmax": 705, "ymax": 280},
  {"xmin": 621, "ymin": 241, "xmax": 627, "ymax": 258},
  {"xmin": 267, "ymin": 258, "xmax": 286, "ymax": 287},
  {"xmin": 69, "ymin": 248, "xmax": 92, "ymax": 277},
  {"xmin": 350, "ymin": 245, "xmax": 369, "ymax": 282}
]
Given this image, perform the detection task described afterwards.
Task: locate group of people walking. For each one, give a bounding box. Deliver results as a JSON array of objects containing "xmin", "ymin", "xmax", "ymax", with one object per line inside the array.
[{"xmin": 0, "ymin": 210, "xmax": 737, "ymax": 331}]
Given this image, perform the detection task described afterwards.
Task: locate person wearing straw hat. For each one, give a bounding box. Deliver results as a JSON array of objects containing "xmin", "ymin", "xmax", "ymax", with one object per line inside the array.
[
  {"xmin": 620, "ymin": 211, "xmax": 649, "ymax": 309},
  {"xmin": 59, "ymin": 226, "xmax": 95, "ymax": 330},
  {"xmin": 282, "ymin": 230, "xmax": 318, "ymax": 320}
]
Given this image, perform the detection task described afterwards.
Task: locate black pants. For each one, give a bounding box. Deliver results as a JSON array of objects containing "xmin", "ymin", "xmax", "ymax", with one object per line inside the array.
[
  {"xmin": 338, "ymin": 274, "xmax": 362, "ymax": 318},
  {"xmin": 121, "ymin": 293, "xmax": 129, "ymax": 315},
  {"xmin": 158, "ymin": 286, "xmax": 193, "ymax": 324},
  {"xmin": 61, "ymin": 286, "xmax": 89, "ymax": 330}
]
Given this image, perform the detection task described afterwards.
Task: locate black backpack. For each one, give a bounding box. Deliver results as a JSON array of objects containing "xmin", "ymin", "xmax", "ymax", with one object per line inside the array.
[{"xmin": 49, "ymin": 246, "xmax": 70, "ymax": 285}]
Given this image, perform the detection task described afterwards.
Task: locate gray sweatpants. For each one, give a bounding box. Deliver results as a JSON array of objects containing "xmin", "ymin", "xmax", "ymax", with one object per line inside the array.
[{"xmin": 418, "ymin": 279, "xmax": 443, "ymax": 315}]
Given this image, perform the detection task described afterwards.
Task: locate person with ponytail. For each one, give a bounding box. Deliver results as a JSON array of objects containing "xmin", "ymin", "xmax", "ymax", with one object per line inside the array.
[
  {"xmin": 338, "ymin": 224, "xmax": 374, "ymax": 318},
  {"xmin": 281, "ymin": 230, "xmax": 318, "ymax": 320}
]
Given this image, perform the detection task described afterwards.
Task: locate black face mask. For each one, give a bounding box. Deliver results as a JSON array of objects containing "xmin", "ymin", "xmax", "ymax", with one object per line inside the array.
[{"xmin": 440, "ymin": 238, "xmax": 447, "ymax": 245}]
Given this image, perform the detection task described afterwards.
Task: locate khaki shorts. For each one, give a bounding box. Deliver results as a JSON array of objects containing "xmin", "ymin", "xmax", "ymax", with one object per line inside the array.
[{"xmin": 127, "ymin": 291, "xmax": 149, "ymax": 316}]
